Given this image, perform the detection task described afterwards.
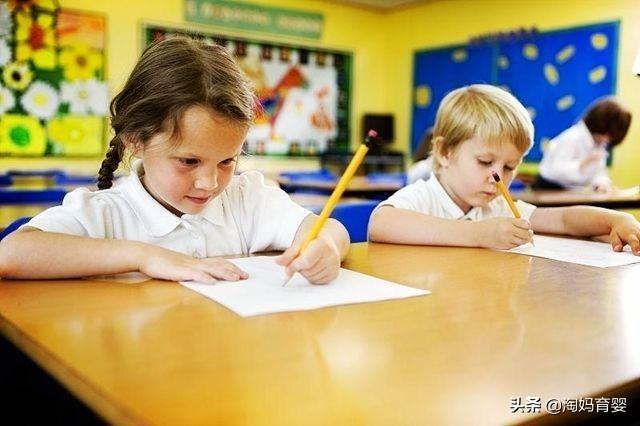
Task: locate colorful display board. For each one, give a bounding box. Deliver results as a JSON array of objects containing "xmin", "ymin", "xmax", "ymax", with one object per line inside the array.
[
  {"xmin": 143, "ymin": 24, "xmax": 352, "ymax": 156},
  {"xmin": 412, "ymin": 22, "xmax": 618, "ymax": 162},
  {"xmin": 0, "ymin": 1, "xmax": 107, "ymax": 157}
]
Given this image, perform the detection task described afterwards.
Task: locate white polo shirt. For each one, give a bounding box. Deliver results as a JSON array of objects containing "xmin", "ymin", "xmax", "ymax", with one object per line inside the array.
[
  {"xmin": 538, "ymin": 120, "xmax": 611, "ymax": 188},
  {"xmin": 377, "ymin": 174, "xmax": 536, "ymax": 221},
  {"xmin": 25, "ymin": 161, "xmax": 312, "ymax": 257}
]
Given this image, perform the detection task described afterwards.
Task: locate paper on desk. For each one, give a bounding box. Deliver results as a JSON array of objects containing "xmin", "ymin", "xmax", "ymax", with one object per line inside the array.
[
  {"xmin": 505, "ymin": 235, "xmax": 640, "ymax": 268},
  {"xmin": 180, "ymin": 256, "xmax": 429, "ymax": 317}
]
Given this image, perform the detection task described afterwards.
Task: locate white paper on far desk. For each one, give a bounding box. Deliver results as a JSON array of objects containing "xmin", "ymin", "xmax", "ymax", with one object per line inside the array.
[
  {"xmin": 505, "ymin": 235, "xmax": 640, "ymax": 268},
  {"xmin": 180, "ymin": 256, "xmax": 429, "ymax": 317}
]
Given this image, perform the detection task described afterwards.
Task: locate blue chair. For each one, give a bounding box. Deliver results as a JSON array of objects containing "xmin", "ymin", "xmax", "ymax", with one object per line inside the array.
[
  {"xmin": 366, "ymin": 172, "xmax": 407, "ymax": 186},
  {"xmin": 330, "ymin": 200, "xmax": 379, "ymax": 243},
  {"xmin": 0, "ymin": 217, "xmax": 32, "ymax": 241},
  {"xmin": 53, "ymin": 172, "xmax": 97, "ymax": 186},
  {"xmin": 0, "ymin": 188, "xmax": 67, "ymax": 204},
  {"xmin": 0, "ymin": 174, "xmax": 12, "ymax": 186}
]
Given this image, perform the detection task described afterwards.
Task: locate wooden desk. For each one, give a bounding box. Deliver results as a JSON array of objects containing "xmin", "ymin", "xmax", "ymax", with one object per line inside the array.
[
  {"xmin": 277, "ymin": 175, "xmax": 402, "ymax": 198},
  {"xmin": 515, "ymin": 186, "xmax": 640, "ymax": 209},
  {"xmin": 1, "ymin": 244, "xmax": 639, "ymax": 424}
]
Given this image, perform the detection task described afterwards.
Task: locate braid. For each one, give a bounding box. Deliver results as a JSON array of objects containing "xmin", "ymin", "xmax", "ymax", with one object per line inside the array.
[{"xmin": 97, "ymin": 137, "xmax": 124, "ymax": 190}]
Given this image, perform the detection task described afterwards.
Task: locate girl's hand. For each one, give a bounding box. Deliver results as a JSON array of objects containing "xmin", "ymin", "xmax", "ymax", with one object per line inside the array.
[
  {"xmin": 609, "ymin": 214, "xmax": 640, "ymax": 255},
  {"xmin": 138, "ymin": 245, "xmax": 249, "ymax": 283},
  {"xmin": 476, "ymin": 217, "xmax": 534, "ymax": 250},
  {"xmin": 276, "ymin": 235, "xmax": 341, "ymax": 285}
]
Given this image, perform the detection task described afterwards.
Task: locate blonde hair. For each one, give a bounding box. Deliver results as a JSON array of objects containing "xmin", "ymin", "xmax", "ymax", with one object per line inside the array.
[{"xmin": 431, "ymin": 84, "xmax": 534, "ymax": 172}]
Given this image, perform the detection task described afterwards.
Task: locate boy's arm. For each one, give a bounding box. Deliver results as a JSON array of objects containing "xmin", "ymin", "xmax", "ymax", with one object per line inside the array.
[
  {"xmin": 530, "ymin": 206, "xmax": 640, "ymax": 254},
  {"xmin": 531, "ymin": 206, "xmax": 623, "ymax": 236},
  {"xmin": 0, "ymin": 227, "xmax": 146, "ymax": 279},
  {"xmin": 369, "ymin": 205, "xmax": 480, "ymax": 247}
]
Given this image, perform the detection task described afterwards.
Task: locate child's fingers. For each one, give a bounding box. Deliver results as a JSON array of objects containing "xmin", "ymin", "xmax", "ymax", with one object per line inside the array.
[
  {"xmin": 512, "ymin": 218, "xmax": 531, "ymax": 230},
  {"xmin": 610, "ymin": 231, "xmax": 623, "ymax": 252},
  {"xmin": 275, "ymin": 245, "xmax": 299, "ymax": 267},
  {"xmin": 188, "ymin": 269, "xmax": 217, "ymax": 284},
  {"xmin": 626, "ymin": 234, "xmax": 640, "ymax": 255},
  {"xmin": 287, "ymin": 249, "xmax": 321, "ymax": 276}
]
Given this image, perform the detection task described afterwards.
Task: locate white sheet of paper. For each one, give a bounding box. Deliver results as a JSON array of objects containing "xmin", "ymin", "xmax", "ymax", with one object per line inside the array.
[
  {"xmin": 180, "ymin": 256, "xmax": 429, "ymax": 317},
  {"xmin": 505, "ymin": 235, "xmax": 640, "ymax": 268}
]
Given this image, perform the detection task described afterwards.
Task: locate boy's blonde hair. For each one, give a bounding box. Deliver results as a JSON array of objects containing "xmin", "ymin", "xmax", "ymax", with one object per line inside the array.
[{"xmin": 431, "ymin": 84, "xmax": 534, "ymax": 172}]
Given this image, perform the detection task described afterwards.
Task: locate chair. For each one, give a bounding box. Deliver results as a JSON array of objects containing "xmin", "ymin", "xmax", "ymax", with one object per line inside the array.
[
  {"xmin": 0, "ymin": 188, "xmax": 67, "ymax": 204},
  {"xmin": 0, "ymin": 217, "xmax": 32, "ymax": 241},
  {"xmin": 329, "ymin": 200, "xmax": 379, "ymax": 243}
]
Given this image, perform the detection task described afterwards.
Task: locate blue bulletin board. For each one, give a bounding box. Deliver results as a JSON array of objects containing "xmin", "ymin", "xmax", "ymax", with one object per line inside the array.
[{"xmin": 411, "ymin": 21, "xmax": 619, "ymax": 162}]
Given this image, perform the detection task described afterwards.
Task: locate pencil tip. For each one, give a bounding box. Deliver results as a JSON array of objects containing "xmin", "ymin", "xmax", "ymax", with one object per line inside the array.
[{"xmin": 491, "ymin": 171, "xmax": 501, "ymax": 182}]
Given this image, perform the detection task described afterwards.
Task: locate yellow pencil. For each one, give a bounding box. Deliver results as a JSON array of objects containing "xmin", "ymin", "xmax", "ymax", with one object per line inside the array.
[
  {"xmin": 491, "ymin": 171, "xmax": 535, "ymax": 246},
  {"xmin": 282, "ymin": 129, "xmax": 379, "ymax": 286}
]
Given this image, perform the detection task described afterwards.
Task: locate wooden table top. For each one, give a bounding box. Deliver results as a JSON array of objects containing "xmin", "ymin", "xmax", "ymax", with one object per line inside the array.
[
  {"xmin": 1, "ymin": 243, "xmax": 639, "ymax": 425},
  {"xmin": 514, "ymin": 186, "xmax": 640, "ymax": 209}
]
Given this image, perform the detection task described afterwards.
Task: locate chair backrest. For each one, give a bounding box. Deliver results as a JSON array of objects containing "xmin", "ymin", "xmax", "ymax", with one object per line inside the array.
[
  {"xmin": 0, "ymin": 217, "xmax": 32, "ymax": 241},
  {"xmin": 0, "ymin": 188, "xmax": 67, "ymax": 204},
  {"xmin": 329, "ymin": 200, "xmax": 379, "ymax": 243}
]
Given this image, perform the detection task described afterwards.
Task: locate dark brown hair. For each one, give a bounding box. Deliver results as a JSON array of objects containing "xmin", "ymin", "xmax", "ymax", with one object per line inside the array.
[
  {"xmin": 97, "ymin": 36, "xmax": 255, "ymax": 189},
  {"xmin": 583, "ymin": 97, "xmax": 632, "ymax": 147}
]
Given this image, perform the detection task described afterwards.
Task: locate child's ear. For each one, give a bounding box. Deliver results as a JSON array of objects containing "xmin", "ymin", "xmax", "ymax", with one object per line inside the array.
[
  {"xmin": 432, "ymin": 136, "xmax": 451, "ymax": 168},
  {"xmin": 122, "ymin": 135, "xmax": 143, "ymax": 157}
]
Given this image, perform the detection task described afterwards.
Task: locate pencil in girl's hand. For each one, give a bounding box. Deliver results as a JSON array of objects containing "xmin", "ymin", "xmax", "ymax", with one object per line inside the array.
[
  {"xmin": 492, "ymin": 171, "xmax": 535, "ymax": 246},
  {"xmin": 282, "ymin": 129, "xmax": 379, "ymax": 286}
]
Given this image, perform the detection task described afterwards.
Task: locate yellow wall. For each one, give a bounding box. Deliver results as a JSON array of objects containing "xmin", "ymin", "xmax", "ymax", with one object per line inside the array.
[
  {"xmin": 384, "ymin": 0, "xmax": 640, "ymax": 187},
  {"xmin": 1, "ymin": 0, "xmax": 387, "ymax": 174},
  {"xmin": 2, "ymin": 0, "xmax": 639, "ymax": 186}
]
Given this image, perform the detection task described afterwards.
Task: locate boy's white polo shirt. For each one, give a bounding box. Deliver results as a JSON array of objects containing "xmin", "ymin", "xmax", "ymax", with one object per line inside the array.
[
  {"xmin": 377, "ymin": 174, "xmax": 536, "ymax": 221},
  {"xmin": 26, "ymin": 161, "xmax": 312, "ymax": 257}
]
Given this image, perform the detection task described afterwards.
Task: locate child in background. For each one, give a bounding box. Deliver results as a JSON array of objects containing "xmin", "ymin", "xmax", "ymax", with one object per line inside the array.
[
  {"xmin": 407, "ymin": 127, "xmax": 434, "ymax": 184},
  {"xmin": 369, "ymin": 85, "xmax": 640, "ymax": 254},
  {"xmin": 535, "ymin": 97, "xmax": 632, "ymax": 192},
  {"xmin": 0, "ymin": 37, "xmax": 349, "ymax": 283}
]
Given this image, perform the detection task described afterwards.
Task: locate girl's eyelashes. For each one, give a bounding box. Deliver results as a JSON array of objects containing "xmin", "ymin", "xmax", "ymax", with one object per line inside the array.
[
  {"xmin": 177, "ymin": 158, "xmax": 199, "ymax": 166},
  {"xmin": 219, "ymin": 158, "xmax": 237, "ymax": 167},
  {"xmin": 477, "ymin": 159, "xmax": 492, "ymax": 166}
]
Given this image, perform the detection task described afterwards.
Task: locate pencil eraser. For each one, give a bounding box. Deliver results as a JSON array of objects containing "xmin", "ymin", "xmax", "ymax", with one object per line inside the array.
[{"xmin": 367, "ymin": 129, "xmax": 378, "ymax": 138}]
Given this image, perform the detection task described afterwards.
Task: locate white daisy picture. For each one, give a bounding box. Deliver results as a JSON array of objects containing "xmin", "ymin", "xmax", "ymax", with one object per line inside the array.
[
  {"xmin": 21, "ymin": 80, "xmax": 60, "ymax": 120},
  {"xmin": 61, "ymin": 78, "xmax": 108, "ymax": 115}
]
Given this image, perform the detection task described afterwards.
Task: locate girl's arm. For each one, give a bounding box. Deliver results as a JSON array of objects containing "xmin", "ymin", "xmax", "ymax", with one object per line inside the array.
[
  {"xmin": 368, "ymin": 205, "xmax": 532, "ymax": 249},
  {"xmin": 0, "ymin": 228, "xmax": 248, "ymax": 281},
  {"xmin": 530, "ymin": 206, "xmax": 640, "ymax": 254}
]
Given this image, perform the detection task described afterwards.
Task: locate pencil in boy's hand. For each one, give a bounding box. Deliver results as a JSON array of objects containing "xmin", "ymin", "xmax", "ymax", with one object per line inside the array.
[
  {"xmin": 282, "ymin": 129, "xmax": 379, "ymax": 286},
  {"xmin": 491, "ymin": 171, "xmax": 535, "ymax": 246}
]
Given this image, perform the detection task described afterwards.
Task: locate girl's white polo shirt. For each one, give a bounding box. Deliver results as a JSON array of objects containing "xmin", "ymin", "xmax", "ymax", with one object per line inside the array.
[
  {"xmin": 376, "ymin": 174, "xmax": 536, "ymax": 221},
  {"xmin": 25, "ymin": 163, "xmax": 312, "ymax": 257}
]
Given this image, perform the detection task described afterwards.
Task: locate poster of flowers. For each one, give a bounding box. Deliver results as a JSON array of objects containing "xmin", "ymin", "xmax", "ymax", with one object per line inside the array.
[{"xmin": 0, "ymin": 0, "xmax": 107, "ymax": 157}]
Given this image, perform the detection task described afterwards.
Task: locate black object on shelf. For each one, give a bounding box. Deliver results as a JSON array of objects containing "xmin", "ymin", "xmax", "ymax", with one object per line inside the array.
[{"xmin": 320, "ymin": 148, "xmax": 405, "ymax": 175}]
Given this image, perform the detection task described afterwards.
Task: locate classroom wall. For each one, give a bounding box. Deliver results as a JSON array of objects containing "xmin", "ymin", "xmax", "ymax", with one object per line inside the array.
[
  {"xmin": 383, "ymin": 0, "xmax": 640, "ymax": 187},
  {"xmin": 3, "ymin": 0, "xmax": 639, "ymax": 187},
  {"xmin": 0, "ymin": 0, "xmax": 387, "ymax": 175}
]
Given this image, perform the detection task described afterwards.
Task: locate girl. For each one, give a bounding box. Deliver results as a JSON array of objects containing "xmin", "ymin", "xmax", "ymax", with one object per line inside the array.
[
  {"xmin": 0, "ymin": 37, "xmax": 349, "ymax": 283},
  {"xmin": 535, "ymin": 97, "xmax": 632, "ymax": 192},
  {"xmin": 369, "ymin": 85, "xmax": 640, "ymax": 254}
]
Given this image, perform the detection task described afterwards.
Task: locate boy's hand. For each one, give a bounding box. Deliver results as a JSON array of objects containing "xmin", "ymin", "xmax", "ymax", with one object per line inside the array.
[
  {"xmin": 476, "ymin": 217, "xmax": 534, "ymax": 250},
  {"xmin": 276, "ymin": 235, "xmax": 341, "ymax": 284},
  {"xmin": 609, "ymin": 214, "xmax": 640, "ymax": 256},
  {"xmin": 139, "ymin": 245, "xmax": 249, "ymax": 283}
]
